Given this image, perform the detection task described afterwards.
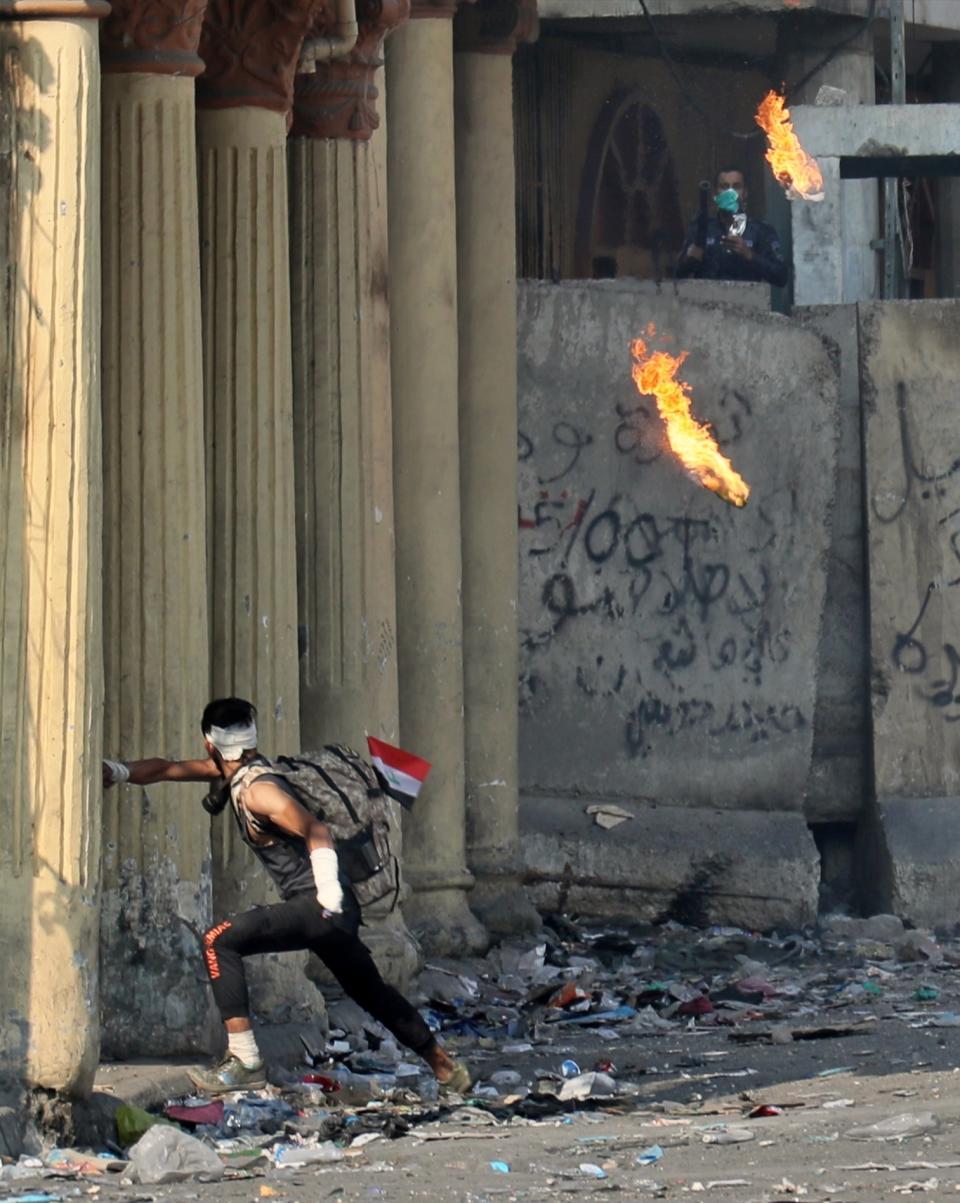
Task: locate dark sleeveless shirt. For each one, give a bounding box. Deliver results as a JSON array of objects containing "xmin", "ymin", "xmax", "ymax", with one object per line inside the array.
[
  {"xmin": 228, "ymin": 762, "xmax": 355, "ymax": 910},
  {"xmin": 229, "ymin": 766, "xmax": 316, "ymax": 900}
]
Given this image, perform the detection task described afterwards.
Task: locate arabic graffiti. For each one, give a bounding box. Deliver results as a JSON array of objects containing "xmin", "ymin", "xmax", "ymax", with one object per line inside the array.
[
  {"xmin": 880, "ymin": 383, "xmax": 960, "ymax": 723},
  {"xmin": 518, "ymin": 404, "xmax": 805, "ymax": 762}
]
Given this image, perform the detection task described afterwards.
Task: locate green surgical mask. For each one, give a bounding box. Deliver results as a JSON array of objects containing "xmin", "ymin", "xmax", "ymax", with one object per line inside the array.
[{"xmin": 715, "ymin": 187, "xmax": 740, "ymax": 213}]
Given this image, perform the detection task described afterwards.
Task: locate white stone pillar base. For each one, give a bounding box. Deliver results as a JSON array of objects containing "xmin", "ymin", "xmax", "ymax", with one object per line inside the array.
[{"xmin": 402, "ymin": 878, "xmax": 490, "ymax": 960}]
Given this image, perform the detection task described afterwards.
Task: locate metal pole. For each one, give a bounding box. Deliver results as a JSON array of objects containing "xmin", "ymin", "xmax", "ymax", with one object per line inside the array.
[{"xmin": 884, "ymin": 0, "xmax": 906, "ymax": 298}]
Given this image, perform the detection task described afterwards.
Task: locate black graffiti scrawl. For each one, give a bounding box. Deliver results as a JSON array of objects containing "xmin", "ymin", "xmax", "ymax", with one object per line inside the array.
[
  {"xmin": 516, "ymin": 284, "xmax": 838, "ymax": 812},
  {"xmin": 863, "ymin": 299, "xmax": 960, "ymax": 803}
]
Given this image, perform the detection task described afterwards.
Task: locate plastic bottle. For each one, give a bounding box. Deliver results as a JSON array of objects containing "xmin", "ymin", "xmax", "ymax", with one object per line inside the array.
[{"xmin": 418, "ymin": 1074, "xmax": 440, "ymax": 1102}]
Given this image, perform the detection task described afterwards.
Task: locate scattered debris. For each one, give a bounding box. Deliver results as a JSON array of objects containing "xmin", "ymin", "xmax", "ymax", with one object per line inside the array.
[
  {"xmin": 127, "ymin": 1125, "xmax": 225, "ymax": 1184},
  {"xmin": 845, "ymin": 1112, "xmax": 939, "ymax": 1143},
  {"xmin": 8, "ymin": 912, "xmax": 960, "ymax": 1193},
  {"xmin": 700, "ymin": 1125, "xmax": 756, "ymax": 1145},
  {"xmin": 585, "ymin": 804, "xmax": 633, "ymax": 830}
]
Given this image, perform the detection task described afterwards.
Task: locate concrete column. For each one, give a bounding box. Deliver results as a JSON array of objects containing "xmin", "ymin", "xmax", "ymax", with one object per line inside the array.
[
  {"xmin": 196, "ymin": 0, "xmax": 314, "ymax": 1017},
  {"xmin": 453, "ymin": 0, "xmax": 540, "ymax": 935},
  {"xmin": 933, "ymin": 46, "xmax": 960, "ymax": 298},
  {"xmin": 99, "ymin": 2, "xmax": 216, "ymax": 1058},
  {"xmin": 385, "ymin": 0, "xmax": 488, "ymax": 955},
  {"xmin": 781, "ymin": 16, "xmax": 877, "ymax": 303},
  {"xmin": 0, "ymin": 3, "xmax": 107, "ymax": 1095},
  {"xmin": 288, "ymin": 0, "xmax": 420, "ymax": 985}
]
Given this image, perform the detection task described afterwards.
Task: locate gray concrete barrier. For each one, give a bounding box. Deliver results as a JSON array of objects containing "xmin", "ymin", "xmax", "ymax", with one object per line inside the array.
[{"xmin": 517, "ymin": 280, "xmax": 840, "ymax": 928}]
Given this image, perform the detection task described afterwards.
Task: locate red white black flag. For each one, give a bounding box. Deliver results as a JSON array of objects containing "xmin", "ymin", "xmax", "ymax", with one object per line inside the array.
[{"xmin": 366, "ymin": 736, "xmax": 431, "ymax": 810}]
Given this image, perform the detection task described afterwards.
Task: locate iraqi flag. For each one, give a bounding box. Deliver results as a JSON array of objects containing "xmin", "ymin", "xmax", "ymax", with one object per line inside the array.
[{"xmin": 366, "ymin": 736, "xmax": 431, "ymax": 810}]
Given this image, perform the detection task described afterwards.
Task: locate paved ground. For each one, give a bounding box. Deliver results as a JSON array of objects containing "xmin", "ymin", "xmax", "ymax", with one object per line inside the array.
[
  {"xmin": 49, "ymin": 1025, "xmax": 960, "ymax": 1202},
  {"xmin": 7, "ymin": 918, "xmax": 960, "ymax": 1202}
]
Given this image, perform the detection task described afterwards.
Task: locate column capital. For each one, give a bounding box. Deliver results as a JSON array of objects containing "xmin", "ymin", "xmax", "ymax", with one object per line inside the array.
[
  {"xmin": 196, "ymin": 0, "xmax": 323, "ymax": 113},
  {"xmin": 100, "ymin": 0, "xmax": 207, "ymax": 76},
  {"xmin": 291, "ymin": 0, "xmax": 409, "ymax": 140},
  {"xmin": 3, "ymin": 1, "xmax": 110, "ymax": 16},
  {"xmin": 454, "ymin": 0, "xmax": 536, "ymax": 54},
  {"xmin": 411, "ymin": 0, "xmax": 474, "ymax": 20}
]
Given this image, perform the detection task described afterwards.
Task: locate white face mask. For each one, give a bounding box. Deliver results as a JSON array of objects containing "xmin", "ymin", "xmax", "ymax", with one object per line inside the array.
[{"xmin": 206, "ymin": 720, "xmax": 258, "ymax": 761}]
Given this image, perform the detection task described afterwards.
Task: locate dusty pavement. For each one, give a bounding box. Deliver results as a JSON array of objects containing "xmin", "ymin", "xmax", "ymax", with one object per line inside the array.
[{"xmin": 7, "ymin": 914, "xmax": 960, "ymax": 1202}]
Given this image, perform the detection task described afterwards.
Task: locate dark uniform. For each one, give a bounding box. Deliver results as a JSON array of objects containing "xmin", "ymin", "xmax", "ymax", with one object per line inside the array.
[{"xmin": 676, "ymin": 215, "xmax": 789, "ymax": 288}]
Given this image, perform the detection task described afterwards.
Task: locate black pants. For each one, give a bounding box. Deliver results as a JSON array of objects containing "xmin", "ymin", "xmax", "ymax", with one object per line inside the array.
[{"xmin": 202, "ymin": 894, "xmax": 436, "ymax": 1057}]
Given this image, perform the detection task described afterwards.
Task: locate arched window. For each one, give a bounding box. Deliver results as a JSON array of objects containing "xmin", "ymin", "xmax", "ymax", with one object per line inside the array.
[{"xmin": 575, "ymin": 91, "xmax": 684, "ymax": 280}]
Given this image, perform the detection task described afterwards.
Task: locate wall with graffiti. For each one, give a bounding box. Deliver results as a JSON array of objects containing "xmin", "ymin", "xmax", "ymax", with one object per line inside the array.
[
  {"xmin": 862, "ymin": 301, "xmax": 960, "ymax": 799},
  {"xmin": 517, "ymin": 280, "xmax": 841, "ymax": 813}
]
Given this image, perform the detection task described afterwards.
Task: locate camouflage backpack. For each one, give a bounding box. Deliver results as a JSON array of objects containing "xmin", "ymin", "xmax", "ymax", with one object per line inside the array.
[{"xmin": 237, "ymin": 745, "xmax": 401, "ymax": 911}]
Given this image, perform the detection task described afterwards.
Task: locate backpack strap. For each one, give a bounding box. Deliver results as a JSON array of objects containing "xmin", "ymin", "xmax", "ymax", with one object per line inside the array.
[{"xmin": 228, "ymin": 758, "xmax": 275, "ymax": 840}]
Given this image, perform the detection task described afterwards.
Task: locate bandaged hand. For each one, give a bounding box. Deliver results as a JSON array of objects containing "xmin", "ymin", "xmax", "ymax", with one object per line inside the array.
[
  {"xmin": 310, "ymin": 847, "xmax": 343, "ymax": 914},
  {"xmin": 103, "ymin": 759, "xmax": 131, "ymax": 787}
]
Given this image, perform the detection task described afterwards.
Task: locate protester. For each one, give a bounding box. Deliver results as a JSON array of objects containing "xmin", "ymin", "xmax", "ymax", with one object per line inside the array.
[
  {"xmin": 676, "ymin": 165, "xmax": 789, "ymax": 287},
  {"xmin": 103, "ymin": 696, "xmax": 470, "ymax": 1096}
]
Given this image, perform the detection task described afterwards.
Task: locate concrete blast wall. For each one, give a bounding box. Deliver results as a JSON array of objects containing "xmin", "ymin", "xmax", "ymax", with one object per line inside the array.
[
  {"xmin": 517, "ymin": 281, "xmax": 840, "ymax": 929},
  {"xmin": 859, "ymin": 301, "xmax": 960, "ymax": 927}
]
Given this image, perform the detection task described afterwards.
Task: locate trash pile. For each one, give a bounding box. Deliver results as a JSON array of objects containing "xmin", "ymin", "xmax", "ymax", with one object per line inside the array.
[
  {"xmin": 406, "ymin": 910, "xmax": 960, "ymax": 1062},
  {"xmin": 3, "ymin": 911, "xmax": 960, "ymax": 1194}
]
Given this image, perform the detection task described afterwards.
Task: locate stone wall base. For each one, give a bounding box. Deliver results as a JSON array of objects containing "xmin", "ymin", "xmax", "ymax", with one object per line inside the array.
[
  {"xmin": 858, "ymin": 797, "xmax": 960, "ymax": 931},
  {"xmin": 520, "ymin": 796, "xmax": 820, "ymax": 931}
]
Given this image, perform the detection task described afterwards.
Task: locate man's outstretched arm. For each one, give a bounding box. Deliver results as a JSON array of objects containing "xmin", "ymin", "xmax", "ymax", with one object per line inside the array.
[{"xmin": 102, "ymin": 757, "xmax": 221, "ymax": 788}]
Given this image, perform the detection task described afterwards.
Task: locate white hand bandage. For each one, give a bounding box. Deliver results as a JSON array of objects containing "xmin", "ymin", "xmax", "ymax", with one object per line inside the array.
[
  {"xmin": 104, "ymin": 759, "xmax": 131, "ymax": 784},
  {"xmin": 310, "ymin": 847, "xmax": 343, "ymax": 913}
]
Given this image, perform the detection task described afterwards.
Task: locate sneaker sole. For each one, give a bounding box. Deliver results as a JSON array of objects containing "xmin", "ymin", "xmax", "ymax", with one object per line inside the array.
[{"xmin": 187, "ymin": 1069, "xmax": 267, "ymax": 1095}]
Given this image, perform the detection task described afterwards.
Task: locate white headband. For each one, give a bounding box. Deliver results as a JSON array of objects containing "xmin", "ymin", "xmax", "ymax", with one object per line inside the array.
[{"xmin": 207, "ymin": 720, "xmax": 258, "ymax": 761}]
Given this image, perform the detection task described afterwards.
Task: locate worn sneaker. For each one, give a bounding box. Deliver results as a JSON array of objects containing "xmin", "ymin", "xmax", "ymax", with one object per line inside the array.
[
  {"xmin": 187, "ymin": 1054, "xmax": 266, "ymax": 1095},
  {"xmin": 438, "ymin": 1060, "xmax": 472, "ymax": 1096}
]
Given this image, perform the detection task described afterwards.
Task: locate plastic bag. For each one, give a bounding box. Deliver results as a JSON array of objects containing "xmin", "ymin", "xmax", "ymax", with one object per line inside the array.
[{"xmin": 128, "ymin": 1125, "xmax": 225, "ymax": 1184}]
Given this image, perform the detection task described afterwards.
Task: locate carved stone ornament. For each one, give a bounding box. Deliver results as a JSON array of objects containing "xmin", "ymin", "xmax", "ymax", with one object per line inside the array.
[
  {"xmin": 196, "ymin": 0, "xmax": 324, "ymax": 112},
  {"xmin": 4, "ymin": 1, "xmax": 110, "ymax": 15},
  {"xmin": 453, "ymin": 0, "xmax": 537, "ymax": 54},
  {"xmin": 101, "ymin": 0, "xmax": 208, "ymax": 76},
  {"xmin": 291, "ymin": 0, "xmax": 409, "ymax": 140}
]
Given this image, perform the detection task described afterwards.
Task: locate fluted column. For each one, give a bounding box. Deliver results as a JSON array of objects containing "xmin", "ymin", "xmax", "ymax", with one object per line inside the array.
[
  {"xmin": 386, "ymin": 0, "xmax": 488, "ymax": 955},
  {"xmin": 197, "ymin": 0, "xmax": 315, "ymax": 1015},
  {"xmin": 0, "ymin": 2, "xmax": 107, "ymax": 1095},
  {"xmin": 454, "ymin": 0, "xmax": 540, "ymax": 935},
  {"xmin": 99, "ymin": 0, "xmax": 217, "ymax": 1058},
  {"xmin": 289, "ymin": 0, "xmax": 420, "ymax": 984}
]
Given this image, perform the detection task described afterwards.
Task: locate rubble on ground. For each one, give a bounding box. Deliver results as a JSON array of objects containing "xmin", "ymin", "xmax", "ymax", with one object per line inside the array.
[{"xmin": 4, "ymin": 911, "xmax": 960, "ymax": 1194}]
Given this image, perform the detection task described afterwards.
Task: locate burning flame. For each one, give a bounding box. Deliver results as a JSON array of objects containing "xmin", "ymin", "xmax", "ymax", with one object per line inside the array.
[
  {"xmin": 630, "ymin": 331, "xmax": 750, "ymax": 509},
  {"xmin": 755, "ymin": 89, "xmax": 824, "ymax": 202}
]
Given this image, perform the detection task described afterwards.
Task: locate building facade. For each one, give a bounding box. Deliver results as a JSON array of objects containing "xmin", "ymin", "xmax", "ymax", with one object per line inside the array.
[
  {"xmin": 4, "ymin": 0, "xmax": 960, "ymax": 1106},
  {"xmin": 0, "ymin": 0, "xmax": 538, "ymax": 1099}
]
